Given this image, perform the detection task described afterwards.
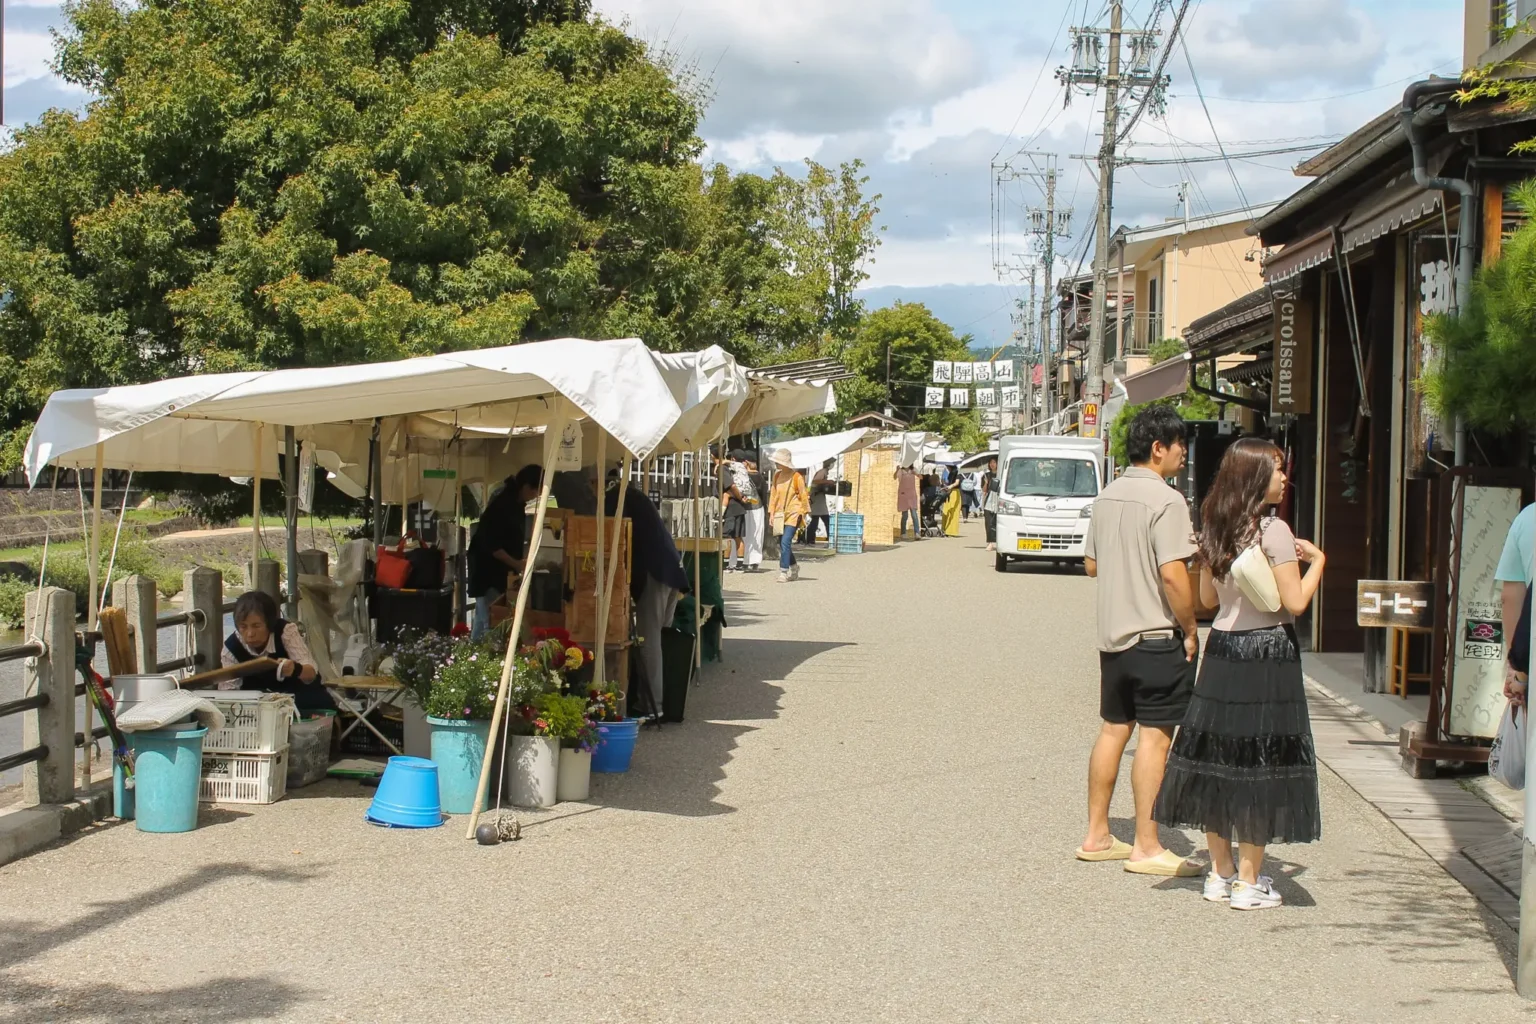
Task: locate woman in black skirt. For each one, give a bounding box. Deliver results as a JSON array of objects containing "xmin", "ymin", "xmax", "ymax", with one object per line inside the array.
[{"xmin": 1154, "ymin": 437, "xmax": 1327, "ymax": 911}]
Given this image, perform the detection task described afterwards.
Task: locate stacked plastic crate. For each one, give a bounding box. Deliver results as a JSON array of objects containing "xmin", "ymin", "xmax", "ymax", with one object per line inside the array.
[
  {"xmin": 830, "ymin": 513, "xmax": 865, "ymax": 554},
  {"xmin": 200, "ymin": 692, "xmax": 297, "ymax": 804}
]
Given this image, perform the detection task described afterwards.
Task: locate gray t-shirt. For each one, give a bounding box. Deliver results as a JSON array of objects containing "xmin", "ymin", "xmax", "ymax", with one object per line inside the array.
[
  {"xmin": 1084, "ymin": 467, "xmax": 1197, "ymax": 652},
  {"xmin": 1211, "ymin": 517, "xmax": 1298, "ymax": 632}
]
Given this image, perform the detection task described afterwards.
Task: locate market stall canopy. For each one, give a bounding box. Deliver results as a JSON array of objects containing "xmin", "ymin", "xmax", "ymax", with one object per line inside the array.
[
  {"xmin": 650, "ymin": 346, "xmax": 751, "ymax": 453},
  {"xmin": 1120, "ymin": 353, "xmax": 1192, "ymax": 406},
  {"xmin": 760, "ymin": 428, "xmax": 879, "ymax": 470},
  {"xmin": 874, "ymin": 431, "xmax": 935, "ymax": 469},
  {"xmin": 730, "ymin": 360, "xmax": 844, "ymax": 434},
  {"xmin": 24, "ymin": 338, "xmax": 681, "ymax": 484}
]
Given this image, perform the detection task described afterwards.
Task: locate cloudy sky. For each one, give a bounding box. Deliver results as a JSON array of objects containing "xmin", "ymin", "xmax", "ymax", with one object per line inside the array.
[{"xmin": 4, "ymin": 0, "xmax": 1465, "ymax": 315}]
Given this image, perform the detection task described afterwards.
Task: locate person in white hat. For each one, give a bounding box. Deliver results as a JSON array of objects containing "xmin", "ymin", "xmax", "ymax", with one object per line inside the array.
[{"xmin": 767, "ymin": 448, "xmax": 810, "ymax": 582}]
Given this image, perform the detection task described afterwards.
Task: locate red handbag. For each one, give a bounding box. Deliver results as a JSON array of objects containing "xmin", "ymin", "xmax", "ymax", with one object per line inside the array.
[{"xmin": 375, "ymin": 540, "xmax": 413, "ymax": 589}]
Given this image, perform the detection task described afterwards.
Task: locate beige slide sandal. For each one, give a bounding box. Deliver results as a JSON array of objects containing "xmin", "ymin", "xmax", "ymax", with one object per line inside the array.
[
  {"xmin": 1075, "ymin": 837, "xmax": 1133, "ymax": 862},
  {"xmin": 1123, "ymin": 849, "xmax": 1202, "ymax": 877}
]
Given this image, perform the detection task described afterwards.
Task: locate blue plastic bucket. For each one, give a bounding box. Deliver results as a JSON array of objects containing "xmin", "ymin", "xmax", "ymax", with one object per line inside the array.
[
  {"xmin": 591, "ymin": 718, "xmax": 639, "ymax": 773},
  {"xmin": 427, "ymin": 717, "xmax": 492, "ymax": 814},
  {"xmin": 130, "ymin": 725, "xmax": 207, "ymax": 833},
  {"xmin": 365, "ymin": 756, "xmax": 445, "ymax": 828},
  {"xmin": 112, "ymin": 759, "xmax": 134, "ymax": 820}
]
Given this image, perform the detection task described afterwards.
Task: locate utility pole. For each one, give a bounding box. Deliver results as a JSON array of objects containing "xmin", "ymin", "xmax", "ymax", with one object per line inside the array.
[
  {"xmin": 1060, "ymin": 2, "xmax": 1168, "ymax": 438},
  {"xmin": 1083, "ymin": 1, "xmax": 1122, "ymax": 438},
  {"xmin": 1035, "ymin": 166, "xmax": 1059, "ymax": 423},
  {"xmin": 1026, "ymin": 265, "xmax": 1038, "ymax": 429}
]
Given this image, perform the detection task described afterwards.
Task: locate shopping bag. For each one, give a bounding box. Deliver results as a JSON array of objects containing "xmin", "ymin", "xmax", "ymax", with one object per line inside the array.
[{"xmin": 1489, "ymin": 704, "xmax": 1526, "ymax": 790}]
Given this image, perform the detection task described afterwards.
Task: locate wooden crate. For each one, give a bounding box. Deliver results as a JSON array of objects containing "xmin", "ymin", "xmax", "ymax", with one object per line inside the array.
[{"xmin": 563, "ymin": 515, "xmax": 631, "ymax": 646}]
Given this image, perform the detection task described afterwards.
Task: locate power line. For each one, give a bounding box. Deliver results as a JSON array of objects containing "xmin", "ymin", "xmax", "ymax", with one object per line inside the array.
[
  {"xmin": 1116, "ymin": 0, "xmax": 1189, "ymax": 144},
  {"xmin": 991, "ymin": 2, "xmax": 1077, "ymax": 161},
  {"xmin": 1168, "ymin": 59, "xmax": 1460, "ymax": 106},
  {"xmin": 1178, "ymin": 28, "xmax": 1251, "ymax": 216}
]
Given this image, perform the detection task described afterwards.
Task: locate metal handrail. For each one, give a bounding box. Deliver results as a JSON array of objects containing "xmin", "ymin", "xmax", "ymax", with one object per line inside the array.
[
  {"xmin": 0, "ymin": 641, "xmax": 45, "ymax": 664},
  {"xmin": 0, "ymin": 692, "xmax": 48, "ymax": 719},
  {"xmin": 0, "ymin": 745, "xmax": 46, "ymax": 773}
]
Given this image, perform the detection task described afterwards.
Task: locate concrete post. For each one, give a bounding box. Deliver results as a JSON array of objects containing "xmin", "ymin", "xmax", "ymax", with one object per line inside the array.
[
  {"xmin": 113, "ymin": 574, "xmax": 158, "ymax": 677},
  {"xmin": 184, "ymin": 566, "xmax": 223, "ymax": 674},
  {"xmin": 245, "ymin": 558, "xmax": 281, "ymax": 602},
  {"xmin": 298, "ymin": 549, "xmax": 328, "ymax": 577},
  {"xmin": 22, "ymin": 587, "xmax": 76, "ymax": 806}
]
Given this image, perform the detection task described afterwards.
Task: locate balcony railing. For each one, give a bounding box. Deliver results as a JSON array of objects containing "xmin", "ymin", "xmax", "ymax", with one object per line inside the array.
[{"xmin": 1125, "ymin": 312, "xmax": 1165, "ymax": 356}]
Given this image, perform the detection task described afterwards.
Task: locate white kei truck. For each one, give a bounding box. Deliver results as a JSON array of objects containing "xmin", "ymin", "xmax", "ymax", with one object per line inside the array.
[{"xmin": 992, "ymin": 434, "xmax": 1105, "ymax": 572}]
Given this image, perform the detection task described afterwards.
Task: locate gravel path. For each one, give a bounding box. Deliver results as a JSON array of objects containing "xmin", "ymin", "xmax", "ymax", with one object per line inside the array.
[{"xmin": 0, "ymin": 521, "xmax": 1528, "ymax": 1022}]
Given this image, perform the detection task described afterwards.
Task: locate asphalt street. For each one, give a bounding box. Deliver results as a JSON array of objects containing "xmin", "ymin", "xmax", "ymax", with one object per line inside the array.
[{"xmin": 0, "ymin": 521, "xmax": 1530, "ymax": 1023}]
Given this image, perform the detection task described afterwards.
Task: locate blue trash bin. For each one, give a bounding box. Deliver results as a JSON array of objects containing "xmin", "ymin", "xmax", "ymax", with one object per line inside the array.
[{"xmin": 130, "ymin": 725, "xmax": 207, "ymax": 833}]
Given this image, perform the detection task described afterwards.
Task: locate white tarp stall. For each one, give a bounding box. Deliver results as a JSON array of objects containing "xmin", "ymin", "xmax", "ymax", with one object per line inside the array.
[
  {"xmin": 732, "ymin": 367, "xmax": 838, "ymax": 436},
  {"xmin": 23, "ymin": 337, "xmax": 701, "ymax": 840},
  {"xmin": 760, "ymin": 428, "xmax": 879, "ymax": 470},
  {"xmin": 24, "ymin": 339, "xmax": 679, "ymax": 484}
]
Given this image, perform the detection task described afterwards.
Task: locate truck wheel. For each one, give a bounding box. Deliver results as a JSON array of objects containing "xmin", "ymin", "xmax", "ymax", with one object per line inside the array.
[{"xmin": 994, "ymin": 553, "xmax": 1008, "ymax": 573}]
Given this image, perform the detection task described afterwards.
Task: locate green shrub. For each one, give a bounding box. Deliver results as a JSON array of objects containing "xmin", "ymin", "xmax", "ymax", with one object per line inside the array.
[{"xmin": 0, "ymin": 576, "xmax": 32, "ymax": 627}]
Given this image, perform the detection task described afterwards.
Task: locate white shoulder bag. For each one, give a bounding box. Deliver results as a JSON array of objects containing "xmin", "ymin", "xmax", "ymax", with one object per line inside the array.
[{"xmin": 1230, "ymin": 516, "xmax": 1282, "ymax": 613}]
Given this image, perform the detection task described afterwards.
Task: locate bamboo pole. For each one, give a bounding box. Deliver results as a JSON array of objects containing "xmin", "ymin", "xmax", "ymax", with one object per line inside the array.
[
  {"xmin": 464, "ymin": 401, "xmax": 570, "ymax": 839},
  {"xmin": 252, "ymin": 423, "xmax": 264, "ymax": 585},
  {"xmin": 691, "ymin": 444, "xmax": 702, "ymax": 672},
  {"xmin": 84, "ymin": 442, "xmax": 104, "ymax": 785},
  {"xmin": 598, "ymin": 454, "xmax": 631, "ymax": 689},
  {"xmin": 593, "ymin": 428, "xmax": 607, "ymax": 686}
]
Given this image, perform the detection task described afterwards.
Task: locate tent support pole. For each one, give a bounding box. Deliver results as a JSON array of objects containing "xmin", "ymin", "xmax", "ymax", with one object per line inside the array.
[
  {"xmin": 466, "ymin": 402, "xmax": 569, "ymax": 840},
  {"xmin": 251, "ymin": 423, "xmax": 263, "ymax": 586},
  {"xmin": 692, "ymin": 443, "xmax": 702, "ymax": 673},
  {"xmin": 600, "ymin": 455, "xmax": 631, "ymax": 694},
  {"xmin": 284, "ymin": 426, "xmax": 299, "ymax": 621},
  {"xmin": 594, "ymin": 429, "xmax": 607, "ymax": 686},
  {"xmin": 371, "ymin": 418, "xmax": 383, "ymax": 547},
  {"xmin": 84, "ymin": 442, "xmax": 104, "ymax": 785}
]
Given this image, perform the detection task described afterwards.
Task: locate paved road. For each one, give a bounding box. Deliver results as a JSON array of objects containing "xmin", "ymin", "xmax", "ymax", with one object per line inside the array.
[{"xmin": 0, "ymin": 522, "xmax": 1530, "ymax": 1022}]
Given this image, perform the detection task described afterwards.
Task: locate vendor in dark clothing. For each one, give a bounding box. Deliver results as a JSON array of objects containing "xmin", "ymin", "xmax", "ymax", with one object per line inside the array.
[
  {"xmin": 468, "ymin": 464, "xmax": 543, "ymax": 639},
  {"xmin": 605, "ymin": 472, "xmax": 691, "ymax": 710},
  {"xmin": 221, "ymin": 590, "xmax": 333, "ymax": 711}
]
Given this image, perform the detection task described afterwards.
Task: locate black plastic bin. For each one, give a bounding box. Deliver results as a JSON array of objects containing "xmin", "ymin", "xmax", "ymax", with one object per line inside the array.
[
  {"xmin": 660, "ymin": 627, "xmax": 695, "ymax": 723},
  {"xmin": 372, "ymin": 586, "xmax": 453, "ymax": 642}
]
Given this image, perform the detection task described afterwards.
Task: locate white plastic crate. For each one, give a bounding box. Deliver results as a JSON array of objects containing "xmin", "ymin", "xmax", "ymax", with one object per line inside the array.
[
  {"xmin": 203, "ymin": 692, "xmax": 297, "ymax": 754},
  {"xmin": 201, "ymin": 750, "xmax": 289, "ymax": 805}
]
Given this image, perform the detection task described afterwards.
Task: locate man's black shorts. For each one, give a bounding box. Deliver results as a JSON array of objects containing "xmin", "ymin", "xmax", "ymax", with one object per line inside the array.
[{"xmin": 1099, "ymin": 634, "xmax": 1195, "ymax": 727}]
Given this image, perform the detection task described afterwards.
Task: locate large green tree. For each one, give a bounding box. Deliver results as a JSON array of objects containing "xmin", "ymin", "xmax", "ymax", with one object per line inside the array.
[{"xmin": 0, "ymin": 0, "xmax": 747, "ymax": 464}]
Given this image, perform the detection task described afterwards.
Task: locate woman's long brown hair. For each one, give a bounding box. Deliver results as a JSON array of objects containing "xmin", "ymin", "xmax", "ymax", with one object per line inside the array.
[{"xmin": 1198, "ymin": 437, "xmax": 1284, "ymax": 578}]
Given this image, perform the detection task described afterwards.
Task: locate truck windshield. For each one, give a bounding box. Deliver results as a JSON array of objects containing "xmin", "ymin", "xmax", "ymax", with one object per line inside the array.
[{"xmin": 1005, "ymin": 457, "xmax": 1098, "ymax": 498}]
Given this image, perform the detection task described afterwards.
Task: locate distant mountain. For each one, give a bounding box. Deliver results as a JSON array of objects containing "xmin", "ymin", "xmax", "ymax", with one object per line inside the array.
[{"xmin": 857, "ymin": 284, "xmax": 1022, "ymax": 354}]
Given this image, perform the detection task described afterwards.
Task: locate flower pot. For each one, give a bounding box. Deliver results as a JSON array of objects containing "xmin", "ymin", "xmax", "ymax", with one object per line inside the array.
[
  {"xmin": 591, "ymin": 718, "xmax": 639, "ymax": 773},
  {"xmin": 509, "ymin": 735, "xmax": 559, "ymax": 808},
  {"xmin": 556, "ymin": 747, "xmax": 591, "ymax": 802},
  {"xmin": 427, "ymin": 716, "xmax": 492, "ymax": 815},
  {"xmin": 401, "ymin": 693, "xmax": 432, "ymax": 759}
]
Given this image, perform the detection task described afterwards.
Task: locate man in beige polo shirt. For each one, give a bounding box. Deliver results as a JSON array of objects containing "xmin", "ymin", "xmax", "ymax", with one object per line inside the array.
[{"xmin": 1076, "ymin": 405, "xmax": 1201, "ymax": 877}]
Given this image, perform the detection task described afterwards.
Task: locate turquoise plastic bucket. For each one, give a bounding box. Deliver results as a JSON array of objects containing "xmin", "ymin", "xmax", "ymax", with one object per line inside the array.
[
  {"xmin": 427, "ymin": 717, "xmax": 492, "ymax": 814},
  {"xmin": 112, "ymin": 759, "xmax": 134, "ymax": 820},
  {"xmin": 130, "ymin": 725, "xmax": 207, "ymax": 833},
  {"xmin": 591, "ymin": 718, "xmax": 639, "ymax": 773},
  {"xmin": 366, "ymin": 756, "xmax": 445, "ymax": 828}
]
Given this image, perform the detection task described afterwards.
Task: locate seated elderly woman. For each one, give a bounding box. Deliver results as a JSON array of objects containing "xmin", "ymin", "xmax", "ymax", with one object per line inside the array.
[{"xmin": 221, "ymin": 590, "xmax": 334, "ymax": 711}]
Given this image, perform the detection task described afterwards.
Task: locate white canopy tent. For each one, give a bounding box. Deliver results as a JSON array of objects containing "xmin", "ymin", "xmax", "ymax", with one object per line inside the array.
[{"xmin": 759, "ymin": 428, "xmax": 879, "ymax": 471}]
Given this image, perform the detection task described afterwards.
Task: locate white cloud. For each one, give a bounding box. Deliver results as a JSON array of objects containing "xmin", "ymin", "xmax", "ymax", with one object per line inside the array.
[
  {"xmin": 595, "ymin": 0, "xmax": 983, "ymax": 139},
  {"xmin": 1183, "ymin": 0, "xmax": 1387, "ymax": 97}
]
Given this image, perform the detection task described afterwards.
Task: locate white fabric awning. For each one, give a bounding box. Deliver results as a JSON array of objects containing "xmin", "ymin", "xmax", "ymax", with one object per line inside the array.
[
  {"xmin": 24, "ymin": 338, "xmax": 684, "ymax": 484},
  {"xmin": 760, "ymin": 428, "xmax": 879, "ymax": 470},
  {"xmin": 731, "ymin": 370, "xmax": 837, "ymax": 434},
  {"xmin": 650, "ymin": 346, "xmax": 751, "ymax": 453}
]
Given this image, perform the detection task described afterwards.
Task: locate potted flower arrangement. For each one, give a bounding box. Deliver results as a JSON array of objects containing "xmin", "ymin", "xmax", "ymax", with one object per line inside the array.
[
  {"xmin": 587, "ymin": 684, "xmax": 639, "ymax": 773},
  {"xmin": 420, "ymin": 638, "xmax": 501, "ymax": 814},
  {"xmin": 527, "ymin": 692, "xmax": 599, "ymax": 803},
  {"xmin": 505, "ymin": 635, "xmax": 590, "ymax": 806},
  {"xmin": 385, "ymin": 628, "xmax": 456, "ymax": 758}
]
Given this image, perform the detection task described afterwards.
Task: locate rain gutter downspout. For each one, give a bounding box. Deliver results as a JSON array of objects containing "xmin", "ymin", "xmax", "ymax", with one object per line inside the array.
[{"xmin": 1401, "ymin": 78, "xmax": 1476, "ymax": 466}]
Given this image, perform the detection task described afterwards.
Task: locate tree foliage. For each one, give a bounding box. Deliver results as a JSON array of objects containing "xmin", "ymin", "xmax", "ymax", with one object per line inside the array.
[
  {"xmin": 1108, "ymin": 338, "xmax": 1220, "ymax": 464},
  {"xmin": 1420, "ymin": 177, "xmax": 1536, "ymax": 432},
  {"xmin": 0, "ymin": 0, "xmax": 884, "ymax": 467}
]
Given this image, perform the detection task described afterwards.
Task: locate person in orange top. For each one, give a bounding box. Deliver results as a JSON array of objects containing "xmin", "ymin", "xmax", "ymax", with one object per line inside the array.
[{"xmin": 768, "ymin": 448, "xmax": 811, "ymax": 582}]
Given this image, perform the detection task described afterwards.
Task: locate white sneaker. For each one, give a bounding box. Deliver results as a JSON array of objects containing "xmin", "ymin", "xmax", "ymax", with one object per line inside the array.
[
  {"xmin": 1229, "ymin": 878, "xmax": 1282, "ymax": 911},
  {"xmin": 789, "ymin": 564, "xmax": 800, "ymax": 581},
  {"xmin": 1203, "ymin": 871, "xmax": 1236, "ymax": 903},
  {"xmin": 777, "ymin": 570, "xmax": 790, "ymax": 582}
]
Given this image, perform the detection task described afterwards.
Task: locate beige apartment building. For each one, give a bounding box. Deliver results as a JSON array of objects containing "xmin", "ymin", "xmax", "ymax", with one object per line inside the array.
[
  {"xmin": 1465, "ymin": 0, "xmax": 1536, "ymax": 71},
  {"xmin": 1107, "ymin": 203, "xmax": 1275, "ymax": 374}
]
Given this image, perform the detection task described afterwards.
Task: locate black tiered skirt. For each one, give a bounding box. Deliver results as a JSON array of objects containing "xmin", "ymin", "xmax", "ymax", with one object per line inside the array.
[{"xmin": 1153, "ymin": 625, "xmax": 1321, "ymax": 846}]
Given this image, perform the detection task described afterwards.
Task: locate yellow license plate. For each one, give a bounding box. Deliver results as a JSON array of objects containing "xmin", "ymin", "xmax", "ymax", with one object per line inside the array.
[{"xmin": 1017, "ymin": 538, "xmax": 1042, "ymax": 551}]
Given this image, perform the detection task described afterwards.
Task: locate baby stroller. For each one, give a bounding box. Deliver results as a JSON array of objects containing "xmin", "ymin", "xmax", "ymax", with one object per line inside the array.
[{"xmin": 919, "ymin": 491, "xmax": 945, "ymax": 538}]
